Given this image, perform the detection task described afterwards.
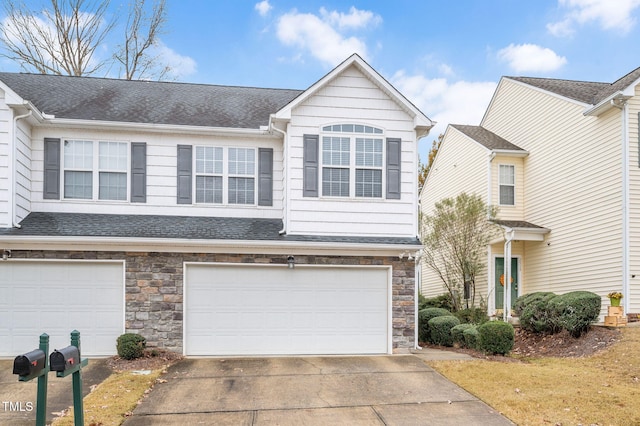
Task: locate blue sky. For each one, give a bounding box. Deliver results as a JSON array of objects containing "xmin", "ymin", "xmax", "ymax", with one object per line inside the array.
[{"xmin": 2, "ymin": 0, "xmax": 640, "ymax": 161}]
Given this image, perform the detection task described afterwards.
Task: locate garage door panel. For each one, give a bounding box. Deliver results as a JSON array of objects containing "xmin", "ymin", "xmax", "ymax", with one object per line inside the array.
[
  {"xmin": 0, "ymin": 261, "xmax": 123, "ymax": 356},
  {"xmin": 185, "ymin": 265, "xmax": 389, "ymax": 355}
]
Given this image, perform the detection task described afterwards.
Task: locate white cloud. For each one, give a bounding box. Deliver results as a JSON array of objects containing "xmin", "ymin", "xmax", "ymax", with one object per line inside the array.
[
  {"xmin": 391, "ymin": 70, "xmax": 497, "ymax": 145},
  {"xmin": 497, "ymin": 43, "xmax": 567, "ymax": 73},
  {"xmin": 153, "ymin": 41, "xmax": 197, "ymax": 80},
  {"xmin": 255, "ymin": 1, "xmax": 272, "ymax": 17},
  {"xmin": 276, "ymin": 7, "xmax": 381, "ymax": 66},
  {"xmin": 548, "ymin": 0, "xmax": 640, "ymax": 36},
  {"xmin": 319, "ymin": 6, "xmax": 382, "ymax": 29}
]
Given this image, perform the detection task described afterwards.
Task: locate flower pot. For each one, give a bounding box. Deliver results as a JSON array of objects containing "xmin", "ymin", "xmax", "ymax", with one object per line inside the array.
[{"xmin": 610, "ymin": 298, "xmax": 621, "ymax": 307}]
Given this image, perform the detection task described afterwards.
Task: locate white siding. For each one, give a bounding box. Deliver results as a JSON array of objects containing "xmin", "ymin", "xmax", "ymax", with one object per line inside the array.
[
  {"xmin": 627, "ymin": 84, "xmax": 640, "ymax": 314},
  {"xmin": 29, "ymin": 128, "xmax": 284, "ymax": 218},
  {"xmin": 484, "ymin": 79, "xmax": 624, "ymax": 315},
  {"xmin": 419, "ymin": 126, "xmax": 489, "ymax": 298},
  {"xmin": 286, "ymin": 65, "xmax": 419, "ymax": 238},
  {"xmin": 0, "ymin": 90, "xmax": 10, "ymax": 227},
  {"xmin": 14, "ymin": 118, "xmax": 31, "ymax": 223}
]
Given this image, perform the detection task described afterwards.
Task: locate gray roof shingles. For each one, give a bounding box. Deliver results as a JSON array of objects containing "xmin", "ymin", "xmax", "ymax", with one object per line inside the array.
[
  {"xmin": 451, "ymin": 124, "xmax": 525, "ymax": 151},
  {"xmin": 0, "ymin": 72, "xmax": 303, "ymax": 129},
  {"xmin": 493, "ymin": 219, "xmax": 547, "ymax": 230},
  {"xmin": 508, "ymin": 65, "xmax": 640, "ymax": 105},
  {"xmin": 0, "ymin": 212, "xmax": 421, "ymax": 246}
]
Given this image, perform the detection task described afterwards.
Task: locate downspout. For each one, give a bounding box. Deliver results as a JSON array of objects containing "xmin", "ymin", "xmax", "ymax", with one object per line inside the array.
[
  {"xmin": 487, "ymin": 151, "xmax": 496, "ymax": 315},
  {"xmin": 415, "ymin": 254, "xmax": 422, "ymax": 350},
  {"xmin": 503, "ymin": 227, "xmax": 514, "ymax": 321},
  {"xmin": 11, "ymin": 108, "xmax": 33, "ymax": 228},
  {"xmin": 269, "ymin": 120, "xmax": 288, "ymax": 235},
  {"xmin": 621, "ymin": 102, "xmax": 630, "ymax": 314}
]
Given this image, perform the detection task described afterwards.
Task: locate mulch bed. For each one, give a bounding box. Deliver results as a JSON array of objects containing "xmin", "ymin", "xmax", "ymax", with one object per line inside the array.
[
  {"xmin": 106, "ymin": 349, "xmax": 183, "ymax": 372},
  {"xmin": 421, "ymin": 325, "xmax": 622, "ymax": 362}
]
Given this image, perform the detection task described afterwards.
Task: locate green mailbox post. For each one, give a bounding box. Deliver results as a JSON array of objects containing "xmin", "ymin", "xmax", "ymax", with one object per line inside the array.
[
  {"xmin": 50, "ymin": 330, "xmax": 89, "ymax": 426},
  {"xmin": 12, "ymin": 333, "xmax": 50, "ymax": 426}
]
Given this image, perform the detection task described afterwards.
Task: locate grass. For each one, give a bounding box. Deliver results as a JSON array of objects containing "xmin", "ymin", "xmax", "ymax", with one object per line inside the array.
[
  {"xmin": 51, "ymin": 368, "xmax": 164, "ymax": 426},
  {"xmin": 428, "ymin": 326, "xmax": 640, "ymax": 426}
]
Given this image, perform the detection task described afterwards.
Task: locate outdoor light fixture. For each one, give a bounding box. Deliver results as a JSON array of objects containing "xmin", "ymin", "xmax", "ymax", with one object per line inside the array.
[
  {"xmin": 2, "ymin": 249, "xmax": 11, "ymax": 261},
  {"xmin": 287, "ymin": 255, "xmax": 295, "ymax": 269}
]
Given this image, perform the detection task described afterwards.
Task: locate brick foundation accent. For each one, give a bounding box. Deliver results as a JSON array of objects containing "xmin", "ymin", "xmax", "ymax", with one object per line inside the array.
[{"xmin": 13, "ymin": 250, "xmax": 416, "ymax": 353}]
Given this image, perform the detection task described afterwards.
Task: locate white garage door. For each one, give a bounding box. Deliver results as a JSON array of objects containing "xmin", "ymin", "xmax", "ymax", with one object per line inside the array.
[
  {"xmin": 0, "ymin": 261, "xmax": 124, "ymax": 357},
  {"xmin": 185, "ymin": 264, "xmax": 389, "ymax": 356}
]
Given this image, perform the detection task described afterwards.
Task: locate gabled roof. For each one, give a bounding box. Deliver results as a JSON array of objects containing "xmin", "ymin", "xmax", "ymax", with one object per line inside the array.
[
  {"xmin": 0, "ymin": 72, "xmax": 303, "ymax": 129},
  {"xmin": 507, "ymin": 65, "xmax": 640, "ymax": 106},
  {"xmin": 451, "ymin": 124, "xmax": 526, "ymax": 152},
  {"xmin": 273, "ymin": 54, "xmax": 433, "ymax": 132}
]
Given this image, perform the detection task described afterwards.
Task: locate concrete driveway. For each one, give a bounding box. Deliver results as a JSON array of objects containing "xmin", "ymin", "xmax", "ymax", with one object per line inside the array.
[
  {"xmin": 0, "ymin": 358, "xmax": 112, "ymax": 425},
  {"xmin": 123, "ymin": 355, "xmax": 514, "ymax": 425}
]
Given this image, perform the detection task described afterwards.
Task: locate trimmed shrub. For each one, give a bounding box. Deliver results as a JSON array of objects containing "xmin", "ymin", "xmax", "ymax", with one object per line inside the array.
[
  {"xmin": 550, "ymin": 291, "xmax": 601, "ymax": 337},
  {"xmin": 463, "ymin": 326, "xmax": 479, "ymax": 350},
  {"xmin": 419, "ymin": 293, "xmax": 454, "ymax": 311},
  {"xmin": 418, "ymin": 307, "xmax": 454, "ymax": 343},
  {"xmin": 451, "ymin": 323, "xmax": 475, "ymax": 347},
  {"xmin": 429, "ymin": 316, "xmax": 461, "ymax": 347},
  {"xmin": 454, "ymin": 307, "xmax": 489, "ymax": 325},
  {"xmin": 117, "ymin": 333, "xmax": 146, "ymax": 360},
  {"xmin": 513, "ymin": 292, "xmax": 556, "ymax": 317},
  {"xmin": 477, "ymin": 321, "xmax": 515, "ymax": 355},
  {"xmin": 519, "ymin": 293, "xmax": 561, "ymax": 334}
]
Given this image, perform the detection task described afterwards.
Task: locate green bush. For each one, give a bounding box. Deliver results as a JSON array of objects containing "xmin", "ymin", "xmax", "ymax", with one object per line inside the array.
[
  {"xmin": 451, "ymin": 323, "xmax": 476, "ymax": 347},
  {"xmin": 418, "ymin": 307, "xmax": 453, "ymax": 343},
  {"xmin": 454, "ymin": 307, "xmax": 489, "ymax": 325},
  {"xmin": 463, "ymin": 326, "xmax": 479, "ymax": 350},
  {"xmin": 117, "ymin": 333, "xmax": 146, "ymax": 360},
  {"xmin": 513, "ymin": 292, "xmax": 556, "ymax": 317},
  {"xmin": 418, "ymin": 293, "xmax": 454, "ymax": 311},
  {"xmin": 519, "ymin": 293, "xmax": 561, "ymax": 334},
  {"xmin": 550, "ymin": 291, "xmax": 601, "ymax": 337},
  {"xmin": 428, "ymin": 316, "xmax": 461, "ymax": 347},
  {"xmin": 477, "ymin": 321, "xmax": 515, "ymax": 355}
]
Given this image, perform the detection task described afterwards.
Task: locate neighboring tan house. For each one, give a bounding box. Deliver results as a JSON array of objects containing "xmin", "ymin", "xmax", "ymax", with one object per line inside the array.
[
  {"xmin": 420, "ymin": 66, "xmax": 640, "ymax": 320},
  {"xmin": 0, "ymin": 54, "xmax": 433, "ymax": 356}
]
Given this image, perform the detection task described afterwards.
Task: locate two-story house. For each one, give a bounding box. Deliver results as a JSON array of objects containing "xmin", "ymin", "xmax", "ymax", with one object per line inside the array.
[
  {"xmin": 420, "ymin": 66, "xmax": 640, "ymax": 321},
  {"xmin": 0, "ymin": 54, "xmax": 433, "ymax": 356}
]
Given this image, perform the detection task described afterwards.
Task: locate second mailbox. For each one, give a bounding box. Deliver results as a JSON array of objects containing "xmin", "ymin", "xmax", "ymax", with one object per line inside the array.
[{"xmin": 50, "ymin": 346, "xmax": 80, "ymax": 373}]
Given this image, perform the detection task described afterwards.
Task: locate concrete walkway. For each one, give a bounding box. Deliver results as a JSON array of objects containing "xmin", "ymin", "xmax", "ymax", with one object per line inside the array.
[{"xmin": 123, "ymin": 354, "xmax": 513, "ymax": 426}]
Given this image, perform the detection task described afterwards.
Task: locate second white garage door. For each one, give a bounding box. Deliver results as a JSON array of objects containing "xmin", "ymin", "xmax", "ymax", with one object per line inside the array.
[{"xmin": 185, "ymin": 264, "xmax": 389, "ymax": 356}]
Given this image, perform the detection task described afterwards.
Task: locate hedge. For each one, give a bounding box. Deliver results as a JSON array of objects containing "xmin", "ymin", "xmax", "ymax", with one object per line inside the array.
[
  {"xmin": 477, "ymin": 321, "xmax": 514, "ymax": 355},
  {"xmin": 428, "ymin": 316, "xmax": 461, "ymax": 347},
  {"xmin": 419, "ymin": 307, "xmax": 453, "ymax": 343}
]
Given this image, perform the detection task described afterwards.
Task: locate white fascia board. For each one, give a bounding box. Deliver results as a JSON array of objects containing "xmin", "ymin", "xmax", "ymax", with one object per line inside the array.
[
  {"xmin": 0, "ymin": 236, "xmax": 423, "ymax": 257},
  {"xmin": 491, "ymin": 149, "xmax": 529, "ymax": 157},
  {"xmin": 583, "ymin": 91, "xmax": 631, "ymax": 116},
  {"xmin": 40, "ymin": 117, "xmax": 276, "ymax": 138}
]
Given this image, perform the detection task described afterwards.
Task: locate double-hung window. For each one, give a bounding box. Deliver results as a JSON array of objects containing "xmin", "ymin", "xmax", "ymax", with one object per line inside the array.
[
  {"xmin": 499, "ymin": 164, "xmax": 515, "ymax": 205},
  {"xmin": 195, "ymin": 146, "xmax": 223, "ymax": 203},
  {"xmin": 63, "ymin": 140, "xmax": 128, "ymax": 200},
  {"xmin": 321, "ymin": 124, "xmax": 384, "ymax": 198},
  {"xmin": 192, "ymin": 146, "xmax": 256, "ymax": 205}
]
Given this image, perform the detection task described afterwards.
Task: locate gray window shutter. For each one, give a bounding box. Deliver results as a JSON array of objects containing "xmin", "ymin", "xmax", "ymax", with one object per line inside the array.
[
  {"xmin": 43, "ymin": 138, "xmax": 60, "ymax": 199},
  {"xmin": 130, "ymin": 142, "xmax": 147, "ymax": 203},
  {"xmin": 177, "ymin": 144, "xmax": 192, "ymax": 204},
  {"xmin": 258, "ymin": 148, "xmax": 273, "ymax": 206},
  {"xmin": 386, "ymin": 138, "xmax": 401, "ymax": 199},
  {"xmin": 303, "ymin": 134, "xmax": 319, "ymax": 197}
]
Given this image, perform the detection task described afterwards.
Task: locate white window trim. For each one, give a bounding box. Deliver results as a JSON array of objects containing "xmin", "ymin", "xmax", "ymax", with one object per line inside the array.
[
  {"xmin": 320, "ymin": 124, "xmax": 385, "ymax": 199},
  {"xmin": 193, "ymin": 145, "xmax": 257, "ymax": 206},
  {"xmin": 498, "ymin": 164, "xmax": 515, "ymax": 206},
  {"xmin": 62, "ymin": 139, "xmax": 130, "ymax": 202}
]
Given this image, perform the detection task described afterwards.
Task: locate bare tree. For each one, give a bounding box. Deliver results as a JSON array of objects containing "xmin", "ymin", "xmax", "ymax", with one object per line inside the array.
[
  {"xmin": 0, "ymin": 0, "xmax": 168, "ymax": 80},
  {"xmin": 114, "ymin": 0, "xmax": 168, "ymax": 80},
  {"xmin": 0, "ymin": 0, "xmax": 115, "ymax": 76}
]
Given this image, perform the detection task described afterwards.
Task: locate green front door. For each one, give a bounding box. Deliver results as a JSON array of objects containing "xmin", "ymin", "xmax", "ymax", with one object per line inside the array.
[{"xmin": 495, "ymin": 257, "xmax": 518, "ymax": 309}]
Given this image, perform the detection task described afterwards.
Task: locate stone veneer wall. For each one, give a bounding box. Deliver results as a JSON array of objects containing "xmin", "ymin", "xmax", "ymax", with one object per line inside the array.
[{"xmin": 13, "ymin": 250, "xmax": 416, "ymax": 353}]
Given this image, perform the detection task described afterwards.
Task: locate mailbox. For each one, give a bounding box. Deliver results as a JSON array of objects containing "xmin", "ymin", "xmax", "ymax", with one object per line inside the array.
[
  {"xmin": 49, "ymin": 346, "xmax": 80, "ymax": 373},
  {"xmin": 13, "ymin": 349, "xmax": 46, "ymax": 377}
]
